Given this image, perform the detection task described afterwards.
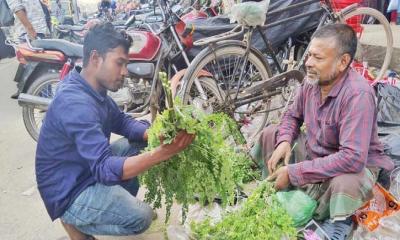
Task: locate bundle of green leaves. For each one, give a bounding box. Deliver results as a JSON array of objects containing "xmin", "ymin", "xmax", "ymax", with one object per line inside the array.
[
  {"xmin": 140, "ymin": 73, "xmax": 257, "ymax": 221},
  {"xmin": 191, "ymin": 181, "xmax": 297, "ymax": 240}
]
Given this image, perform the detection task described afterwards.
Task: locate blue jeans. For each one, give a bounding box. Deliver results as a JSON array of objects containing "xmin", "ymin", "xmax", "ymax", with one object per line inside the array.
[{"xmin": 60, "ymin": 138, "xmax": 153, "ymax": 236}]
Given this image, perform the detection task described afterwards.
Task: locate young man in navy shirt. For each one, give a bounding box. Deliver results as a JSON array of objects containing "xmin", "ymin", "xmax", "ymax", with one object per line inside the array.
[{"xmin": 36, "ymin": 23, "xmax": 194, "ymax": 239}]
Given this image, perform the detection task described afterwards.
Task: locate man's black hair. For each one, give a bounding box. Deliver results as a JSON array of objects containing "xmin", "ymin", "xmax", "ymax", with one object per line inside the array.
[
  {"xmin": 83, "ymin": 22, "xmax": 132, "ymax": 67},
  {"xmin": 313, "ymin": 23, "xmax": 357, "ymax": 63}
]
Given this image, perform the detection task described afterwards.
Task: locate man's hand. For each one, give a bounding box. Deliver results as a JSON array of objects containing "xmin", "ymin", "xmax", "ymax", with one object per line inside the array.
[
  {"xmin": 266, "ymin": 141, "xmax": 291, "ymax": 174},
  {"xmin": 159, "ymin": 131, "xmax": 195, "ymax": 158},
  {"xmin": 122, "ymin": 131, "xmax": 195, "ymax": 180},
  {"xmin": 266, "ymin": 166, "xmax": 290, "ymax": 190},
  {"xmin": 26, "ymin": 26, "xmax": 37, "ymax": 39},
  {"xmin": 14, "ymin": 10, "xmax": 37, "ymax": 39}
]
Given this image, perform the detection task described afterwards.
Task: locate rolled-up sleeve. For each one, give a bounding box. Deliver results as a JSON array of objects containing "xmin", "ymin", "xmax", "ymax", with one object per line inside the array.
[
  {"xmin": 6, "ymin": 0, "xmax": 25, "ymax": 13},
  {"xmin": 61, "ymin": 101, "xmax": 126, "ymax": 185},
  {"xmin": 288, "ymin": 91, "xmax": 375, "ymax": 186},
  {"xmin": 109, "ymin": 100, "xmax": 150, "ymax": 142}
]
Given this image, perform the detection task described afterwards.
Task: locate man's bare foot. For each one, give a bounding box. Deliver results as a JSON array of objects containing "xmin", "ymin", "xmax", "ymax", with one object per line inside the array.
[{"xmin": 60, "ymin": 220, "xmax": 96, "ymax": 240}]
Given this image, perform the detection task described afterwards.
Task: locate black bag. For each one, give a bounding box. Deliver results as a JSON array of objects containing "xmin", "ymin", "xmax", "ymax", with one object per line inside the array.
[
  {"xmin": 0, "ymin": 0, "xmax": 15, "ymax": 27},
  {"xmin": 376, "ymin": 83, "xmax": 400, "ymax": 135},
  {"xmin": 376, "ymin": 83, "xmax": 400, "ymax": 188},
  {"xmin": 0, "ymin": 28, "xmax": 15, "ymax": 59},
  {"xmin": 377, "ymin": 133, "xmax": 400, "ymax": 189},
  {"xmin": 377, "ymin": 83, "xmax": 400, "ymax": 126},
  {"xmin": 40, "ymin": 1, "xmax": 52, "ymax": 32}
]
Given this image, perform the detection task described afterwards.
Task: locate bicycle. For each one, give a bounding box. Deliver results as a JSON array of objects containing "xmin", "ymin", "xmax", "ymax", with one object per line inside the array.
[{"xmin": 177, "ymin": 0, "xmax": 394, "ymax": 145}]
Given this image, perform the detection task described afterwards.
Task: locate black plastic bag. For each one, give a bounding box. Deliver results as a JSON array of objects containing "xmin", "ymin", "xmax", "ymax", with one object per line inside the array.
[
  {"xmin": 375, "ymin": 83, "xmax": 400, "ymax": 188},
  {"xmin": 0, "ymin": 0, "xmax": 15, "ymax": 27},
  {"xmin": 376, "ymin": 83, "xmax": 400, "ymax": 127},
  {"xmin": 0, "ymin": 28, "xmax": 15, "ymax": 59}
]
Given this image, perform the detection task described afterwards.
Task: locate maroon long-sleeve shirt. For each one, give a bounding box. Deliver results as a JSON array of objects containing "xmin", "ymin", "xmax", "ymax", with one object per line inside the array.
[{"xmin": 276, "ymin": 69, "xmax": 394, "ymax": 186}]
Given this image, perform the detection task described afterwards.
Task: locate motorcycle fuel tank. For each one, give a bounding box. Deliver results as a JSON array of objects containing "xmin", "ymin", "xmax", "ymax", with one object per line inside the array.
[{"xmin": 126, "ymin": 31, "xmax": 161, "ymax": 61}]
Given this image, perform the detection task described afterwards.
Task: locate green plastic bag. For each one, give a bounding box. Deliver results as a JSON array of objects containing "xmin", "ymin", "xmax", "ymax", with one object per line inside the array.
[{"xmin": 276, "ymin": 190, "xmax": 317, "ymax": 227}]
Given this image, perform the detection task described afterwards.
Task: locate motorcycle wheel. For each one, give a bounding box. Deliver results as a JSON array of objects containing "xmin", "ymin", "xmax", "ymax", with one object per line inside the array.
[{"xmin": 22, "ymin": 72, "xmax": 60, "ymax": 142}]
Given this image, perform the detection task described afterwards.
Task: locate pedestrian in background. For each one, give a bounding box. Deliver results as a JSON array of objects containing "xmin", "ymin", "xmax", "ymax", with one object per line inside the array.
[
  {"xmin": 6, "ymin": 0, "xmax": 50, "ymax": 40},
  {"xmin": 54, "ymin": 0, "xmax": 65, "ymax": 24},
  {"xmin": 387, "ymin": 0, "xmax": 399, "ymax": 24}
]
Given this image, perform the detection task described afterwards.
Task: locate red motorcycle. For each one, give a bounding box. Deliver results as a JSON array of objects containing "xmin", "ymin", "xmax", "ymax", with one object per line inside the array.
[{"xmin": 15, "ymin": 0, "xmax": 214, "ymax": 141}]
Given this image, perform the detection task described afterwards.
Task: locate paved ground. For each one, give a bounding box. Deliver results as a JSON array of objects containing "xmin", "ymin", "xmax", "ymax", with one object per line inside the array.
[{"xmin": 361, "ymin": 25, "xmax": 400, "ymax": 72}]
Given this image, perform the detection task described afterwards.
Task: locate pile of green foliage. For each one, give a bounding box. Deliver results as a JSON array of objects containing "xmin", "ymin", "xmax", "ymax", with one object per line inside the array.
[
  {"xmin": 140, "ymin": 73, "xmax": 258, "ymax": 221},
  {"xmin": 191, "ymin": 181, "xmax": 297, "ymax": 240}
]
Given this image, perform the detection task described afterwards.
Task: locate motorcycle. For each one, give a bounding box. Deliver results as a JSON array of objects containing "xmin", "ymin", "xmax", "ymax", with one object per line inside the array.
[
  {"xmin": 14, "ymin": 0, "xmax": 211, "ymax": 142},
  {"xmin": 53, "ymin": 17, "xmax": 130, "ymax": 44},
  {"xmin": 53, "ymin": 24, "xmax": 86, "ymax": 44},
  {"xmin": 9, "ymin": 35, "xmax": 83, "ymax": 141}
]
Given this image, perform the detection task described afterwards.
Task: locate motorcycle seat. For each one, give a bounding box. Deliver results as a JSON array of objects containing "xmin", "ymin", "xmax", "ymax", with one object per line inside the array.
[{"xmin": 32, "ymin": 39, "xmax": 83, "ymax": 58}]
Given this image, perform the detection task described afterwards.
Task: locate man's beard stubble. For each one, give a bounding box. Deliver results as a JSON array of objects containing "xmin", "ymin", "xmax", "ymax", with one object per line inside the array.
[
  {"xmin": 97, "ymin": 74, "xmax": 124, "ymax": 93},
  {"xmin": 306, "ymin": 63, "xmax": 339, "ymax": 87}
]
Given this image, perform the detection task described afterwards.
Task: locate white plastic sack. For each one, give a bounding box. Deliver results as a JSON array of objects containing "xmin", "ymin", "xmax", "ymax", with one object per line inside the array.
[
  {"xmin": 166, "ymin": 225, "xmax": 192, "ymax": 240},
  {"xmin": 352, "ymin": 212, "xmax": 400, "ymax": 240},
  {"xmin": 167, "ymin": 202, "xmax": 243, "ymax": 240},
  {"xmin": 230, "ymin": 0, "xmax": 270, "ymax": 27},
  {"xmin": 165, "ymin": 203, "xmax": 224, "ymax": 240},
  {"xmin": 183, "ymin": 202, "xmax": 225, "ymax": 225}
]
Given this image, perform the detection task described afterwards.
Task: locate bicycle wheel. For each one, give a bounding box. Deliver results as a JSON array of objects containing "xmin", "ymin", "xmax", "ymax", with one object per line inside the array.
[
  {"xmin": 340, "ymin": 7, "xmax": 393, "ymax": 81},
  {"xmin": 22, "ymin": 73, "xmax": 59, "ymax": 141},
  {"xmin": 186, "ymin": 76, "xmax": 226, "ymax": 115},
  {"xmin": 180, "ymin": 41, "xmax": 273, "ymax": 144}
]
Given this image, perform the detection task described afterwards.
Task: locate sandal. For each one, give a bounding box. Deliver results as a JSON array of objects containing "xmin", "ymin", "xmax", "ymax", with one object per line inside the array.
[{"xmin": 320, "ymin": 217, "xmax": 354, "ymax": 240}]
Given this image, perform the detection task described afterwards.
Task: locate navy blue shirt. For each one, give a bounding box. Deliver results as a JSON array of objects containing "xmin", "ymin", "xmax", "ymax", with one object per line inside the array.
[{"xmin": 36, "ymin": 69, "xmax": 149, "ymax": 220}]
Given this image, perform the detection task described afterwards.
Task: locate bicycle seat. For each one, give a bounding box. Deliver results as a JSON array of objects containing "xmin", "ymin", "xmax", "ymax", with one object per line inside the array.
[{"xmin": 32, "ymin": 39, "xmax": 83, "ymax": 58}]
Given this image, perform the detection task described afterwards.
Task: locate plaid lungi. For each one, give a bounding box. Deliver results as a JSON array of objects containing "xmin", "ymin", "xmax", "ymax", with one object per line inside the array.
[{"xmin": 250, "ymin": 124, "xmax": 378, "ymax": 221}]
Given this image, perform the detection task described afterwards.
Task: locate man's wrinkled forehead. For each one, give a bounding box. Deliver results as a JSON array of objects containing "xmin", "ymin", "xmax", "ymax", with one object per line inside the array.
[{"xmin": 313, "ymin": 36, "xmax": 338, "ymax": 48}]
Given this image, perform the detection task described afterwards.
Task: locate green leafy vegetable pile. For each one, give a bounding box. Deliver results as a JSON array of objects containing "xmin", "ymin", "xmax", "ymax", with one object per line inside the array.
[
  {"xmin": 140, "ymin": 73, "xmax": 257, "ymax": 221},
  {"xmin": 191, "ymin": 181, "xmax": 297, "ymax": 240}
]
